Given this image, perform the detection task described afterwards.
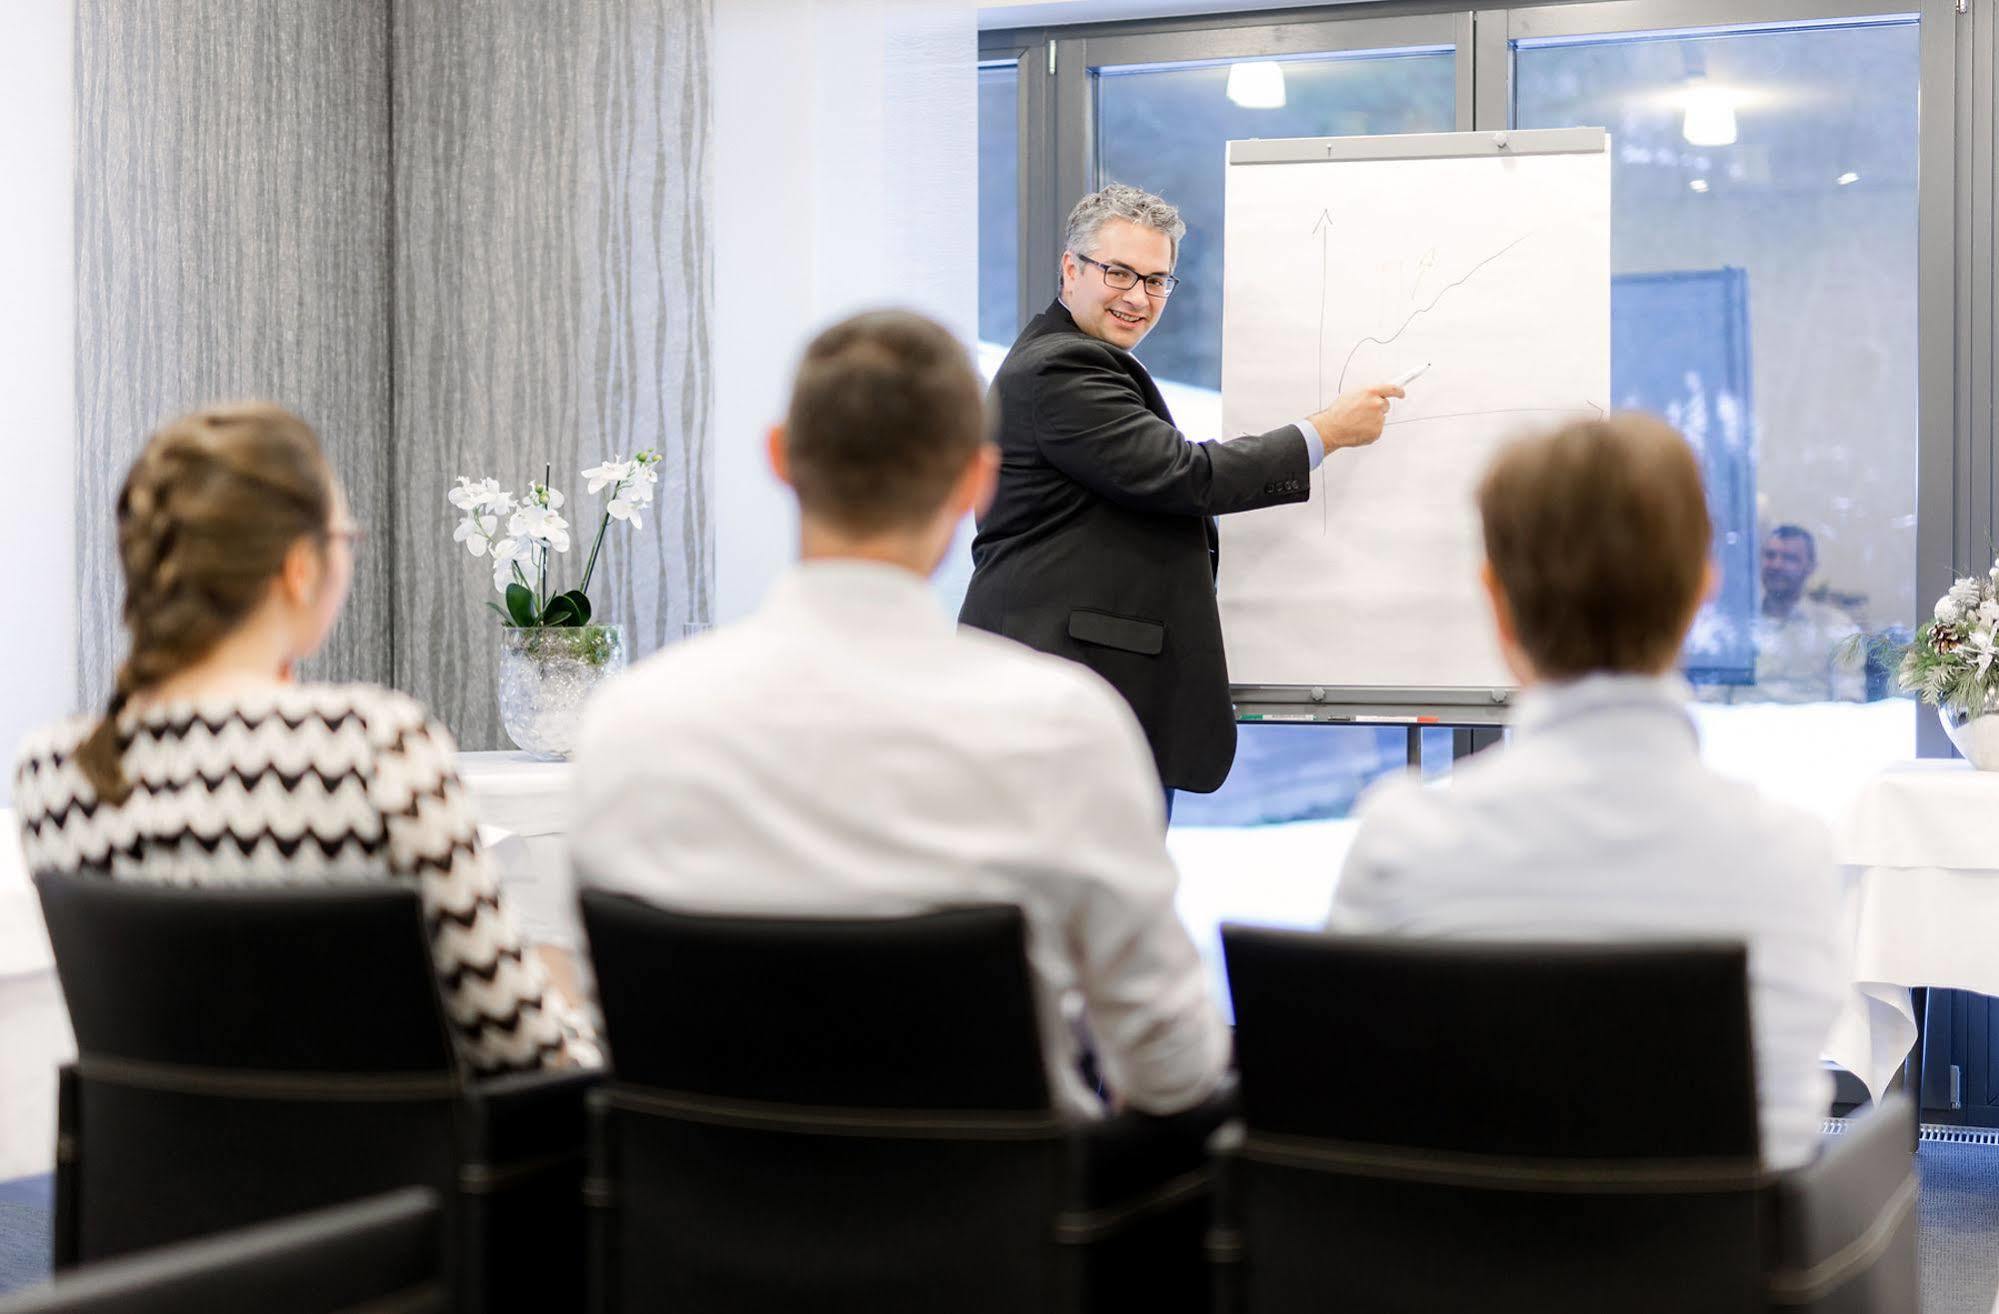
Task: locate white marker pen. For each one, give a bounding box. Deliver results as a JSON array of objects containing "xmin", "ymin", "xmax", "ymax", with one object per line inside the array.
[{"xmin": 1389, "ymin": 363, "xmax": 1431, "ymax": 388}]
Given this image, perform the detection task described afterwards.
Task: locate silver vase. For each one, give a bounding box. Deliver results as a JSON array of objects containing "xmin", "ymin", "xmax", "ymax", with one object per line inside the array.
[
  {"xmin": 1940, "ymin": 702, "xmax": 1999, "ymax": 771},
  {"xmin": 497, "ymin": 625, "xmax": 626, "ymax": 760}
]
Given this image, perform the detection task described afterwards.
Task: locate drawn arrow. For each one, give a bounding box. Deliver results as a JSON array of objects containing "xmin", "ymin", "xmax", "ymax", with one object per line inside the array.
[
  {"xmin": 1313, "ymin": 210, "xmax": 1335, "ymax": 532},
  {"xmin": 1312, "ymin": 210, "xmax": 1335, "ymax": 411}
]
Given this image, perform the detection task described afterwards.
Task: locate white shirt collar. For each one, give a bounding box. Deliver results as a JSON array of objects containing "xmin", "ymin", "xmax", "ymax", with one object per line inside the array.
[
  {"xmin": 1511, "ymin": 671, "xmax": 1698, "ymax": 750},
  {"xmin": 764, "ymin": 558, "xmax": 955, "ymax": 635}
]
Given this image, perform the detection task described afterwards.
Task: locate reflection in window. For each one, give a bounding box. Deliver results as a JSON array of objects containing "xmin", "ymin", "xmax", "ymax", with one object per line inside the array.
[{"xmin": 1517, "ymin": 20, "xmax": 1919, "ymax": 721}]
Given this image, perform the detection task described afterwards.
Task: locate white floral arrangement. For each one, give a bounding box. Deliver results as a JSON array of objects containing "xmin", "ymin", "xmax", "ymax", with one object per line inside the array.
[
  {"xmin": 447, "ymin": 452, "xmax": 662, "ymax": 631},
  {"xmin": 1886, "ymin": 558, "xmax": 1999, "ymax": 720}
]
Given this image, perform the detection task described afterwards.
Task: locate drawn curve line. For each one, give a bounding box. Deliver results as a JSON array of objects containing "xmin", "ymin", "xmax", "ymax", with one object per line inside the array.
[
  {"xmin": 1312, "ymin": 230, "xmax": 1548, "ymax": 536},
  {"xmin": 1385, "ymin": 403, "xmax": 1606, "ymax": 428},
  {"xmin": 1332, "ymin": 232, "xmax": 1538, "ymax": 396}
]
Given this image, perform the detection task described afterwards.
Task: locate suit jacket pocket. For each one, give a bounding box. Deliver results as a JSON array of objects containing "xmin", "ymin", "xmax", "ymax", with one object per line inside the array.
[{"xmin": 1067, "ymin": 609, "xmax": 1165, "ymax": 656}]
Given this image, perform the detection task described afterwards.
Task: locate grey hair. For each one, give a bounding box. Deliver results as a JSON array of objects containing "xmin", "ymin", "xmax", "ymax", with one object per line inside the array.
[{"xmin": 1064, "ymin": 183, "xmax": 1187, "ymax": 266}]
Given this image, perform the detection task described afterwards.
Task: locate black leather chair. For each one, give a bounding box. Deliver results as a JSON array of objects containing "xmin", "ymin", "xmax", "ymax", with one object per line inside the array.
[
  {"xmin": 578, "ymin": 891, "xmax": 1223, "ymax": 1314},
  {"xmin": 0, "ymin": 1188, "xmax": 445, "ymax": 1314},
  {"xmin": 1211, "ymin": 927, "xmax": 1918, "ymax": 1314},
  {"xmin": 33, "ymin": 872, "xmax": 600, "ymax": 1314}
]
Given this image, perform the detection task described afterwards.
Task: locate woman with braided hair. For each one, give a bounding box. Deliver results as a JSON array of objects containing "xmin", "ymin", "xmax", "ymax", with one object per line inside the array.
[{"xmin": 14, "ymin": 402, "xmax": 596, "ymax": 1074}]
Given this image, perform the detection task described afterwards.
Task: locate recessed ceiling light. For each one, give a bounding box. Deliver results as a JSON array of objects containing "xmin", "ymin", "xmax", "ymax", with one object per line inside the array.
[
  {"xmin": 1681, "ymin": 77, "xmax": 1739, "ymax": 148},
  {"xmin": 1837, "ymin": 172, "xmax": 1860, "ymax": 186},
  {"xmin": 1225, "ymin": 62, "xmax": 1286, "ymax": 110},
  {"xmin": 1689, "ymin": 178, "xmax": 1710, "ymax": 193}
]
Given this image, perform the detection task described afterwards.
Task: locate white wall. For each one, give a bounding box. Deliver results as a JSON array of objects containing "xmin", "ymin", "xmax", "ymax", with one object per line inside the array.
[
  {"xmin": 0, "ymin": 0, "xmax": 77, "ymax": 806},
  {"xmin": 711, "ymin": 0, "xmax": 979, "ymax": 622}
]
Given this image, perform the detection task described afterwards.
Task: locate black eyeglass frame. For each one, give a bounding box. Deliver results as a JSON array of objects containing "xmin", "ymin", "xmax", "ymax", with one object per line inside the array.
[{"xmin": 1073, "ymin": 252, "xmax": 1180, "ymax": 298}]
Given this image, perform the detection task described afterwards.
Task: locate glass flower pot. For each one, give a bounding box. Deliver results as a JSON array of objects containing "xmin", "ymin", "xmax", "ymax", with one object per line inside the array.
[{"xmin": 497, "ymin": 625, "xmax": 626, "ymax": 760}]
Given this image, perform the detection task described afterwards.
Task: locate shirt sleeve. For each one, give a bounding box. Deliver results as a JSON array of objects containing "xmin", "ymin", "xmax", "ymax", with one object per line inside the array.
[
  {"xmin": 370, "ymin": 706, "xmax": 601, "ymax": 1074},
  {"xmin": 1293, "ymin": 420, "xmax": 1326, "ymax": 472},
  {"xmin": 1049, "ymin": 685, "xmax": 1231, "ymax": 1116}
]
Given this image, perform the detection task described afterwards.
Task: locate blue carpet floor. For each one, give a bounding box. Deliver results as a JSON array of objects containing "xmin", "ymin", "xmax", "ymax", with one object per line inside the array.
[
  {"xmin": 0, "ymin": 1175, "xmax": 51, "ymax": 1297},
  {"xmin": 1920, "ymin": 1137, "xmax": 1999, "ymax": 1314},
  {"xmin": 2, "ymin": 1142, "xmax": 1996, "ymax": 1306}
]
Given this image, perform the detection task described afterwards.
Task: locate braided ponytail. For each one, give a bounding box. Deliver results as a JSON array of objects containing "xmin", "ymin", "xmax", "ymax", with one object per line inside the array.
[{"xmin": 75, "ymin": 404, "xmax": 336, "ymax": 804}]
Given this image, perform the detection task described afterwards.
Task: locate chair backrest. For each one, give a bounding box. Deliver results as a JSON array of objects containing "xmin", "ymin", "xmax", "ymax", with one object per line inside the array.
[
  {"xmin": 580, "ymin": 892, "xmax": 1051, "ymax": 1110},
  {"xmin": 35, "ymin": 872, "xmax": 459, "ymax": 1074},
  {"xmin": 578, "ymin": 893, "xmax": 1072, "ymax": 1314},
  {"xmin": 1216, "ymin": 927, "xmax": 1767, "ymax": 1314},
  {"xmin": 1225, "ymin": 926, "xmax": 1759, "ymax": 1157},
  {"xmin": 33, "ymin": 873, "xmax": 465, "ymax": 1266},
  {"xmin": 0, "ymin": 1188, "xmax": 445, "ymax": 1314}
]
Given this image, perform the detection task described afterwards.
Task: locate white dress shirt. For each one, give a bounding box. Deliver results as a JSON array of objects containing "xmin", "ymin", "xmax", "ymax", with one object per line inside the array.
[
  {"xmin": 1329, "ymin": 673, "xmax": 1846, "ymax": 1169},
  {"xmin": 569, "ymin": 559, "xmax": 1231, "ymax": 1117}
]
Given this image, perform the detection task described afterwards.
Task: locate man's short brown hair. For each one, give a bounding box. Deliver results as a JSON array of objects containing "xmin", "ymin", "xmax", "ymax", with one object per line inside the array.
[
  {"xmin": 1477, "ymin": 413, "xmax": 1711, "ymax": 678},
  {"xmin": 784, "ymin": 310, "xmax": 988, "ymax": 534}
]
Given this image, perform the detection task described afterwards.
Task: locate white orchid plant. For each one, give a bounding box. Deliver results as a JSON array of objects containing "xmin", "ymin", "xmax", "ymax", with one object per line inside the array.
[
  {"xmin": 448, "ymin": 451, "xmax": 662, "ymax": 632},
  {"xmin": 1872, "ymin": 557, "xmax": 1999, "ymax": 720}
]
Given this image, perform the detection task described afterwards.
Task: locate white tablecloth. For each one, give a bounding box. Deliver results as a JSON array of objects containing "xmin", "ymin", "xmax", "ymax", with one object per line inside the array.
[
  {"xmin": 459, "ymin": 751, "xmax": 584, "ymax": 951},
  {"xmin": 1821, "ymin": 762, "xmax": 1999, "ymax": 1106},
  {"xmin": 0, "ymin": 757, "xmax": 585, "ymax": 1180},
  {"xmin": 0, "ymin": 809, "xmax": 76, "ymax": 1181},
  {"xmin": 6, "ymin": 742, "xmax": 1992, "ymax": 1174}
]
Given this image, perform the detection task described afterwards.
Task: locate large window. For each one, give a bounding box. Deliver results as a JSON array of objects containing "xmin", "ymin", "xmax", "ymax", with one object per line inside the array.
[
  {"xmin": 982, "ymin": 4, "xmax": 1945, "ymax": 948},
  {"xmin": 1513, "ymin": 13, "xmax": 1922, "ymax": 799},
  {"xmin": 1097, "ymin": 49, "xmax": 1458, "ymax": 395},
  {"xmin": 979, "ymin": 61, "xmax": 1022, "ymax": 350}
]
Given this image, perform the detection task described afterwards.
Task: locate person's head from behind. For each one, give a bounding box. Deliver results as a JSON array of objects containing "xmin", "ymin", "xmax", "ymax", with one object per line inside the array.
[
  {"xmin": 768, "ymin": 310, "xmax": 996, "ymax": 575},
  {"xmin": 1059, "ymin": 183, "xmax": 1185, "ymax": 352},
  {"xmin": 1760, "ymin": 525, "xmax": 1817, "ymax": 616},
  {"xmin": 1476, "ymin": 413, "xmax": 1716, "ymax": 686},
  {"xmin": 76, "ymin": 403, "xmax": 355, "ymax": 803}
]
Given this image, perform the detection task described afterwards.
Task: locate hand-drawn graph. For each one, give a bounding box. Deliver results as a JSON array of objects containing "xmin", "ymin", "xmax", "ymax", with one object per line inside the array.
[
  {"xmin": 1218, "ymin": 131, "xmax": 1611, "ymax": 697},
  {"xmin": 1306, "ymin": 219, "xmax": 1596, "ymax": 536}
]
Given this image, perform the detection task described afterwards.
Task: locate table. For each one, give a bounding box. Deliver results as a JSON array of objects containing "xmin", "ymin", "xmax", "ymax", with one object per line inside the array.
[
  {"xmin": 0, "ymin": 808, "xmax": 75, "ymax": 1182},
  {"xmin": 0, "ymin": 756, "xmax": 585, "ymax": 1180},
  {"xmin": 447, "ymin": 750, "xmax": 1999, "ymax": 1112},
  {"xmin": 458, "ymin": 751, "xmax": 586, "ymax": 951},
  {"xmin": 1821, "ymin": 761, "xmax": 1999, "ymax": 1109}
]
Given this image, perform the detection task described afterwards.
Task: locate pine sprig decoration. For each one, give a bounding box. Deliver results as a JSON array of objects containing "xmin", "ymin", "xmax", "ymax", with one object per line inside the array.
[{"xmin": 1861, "ymin": 559, "xmax": 1999, "ymax": 720}]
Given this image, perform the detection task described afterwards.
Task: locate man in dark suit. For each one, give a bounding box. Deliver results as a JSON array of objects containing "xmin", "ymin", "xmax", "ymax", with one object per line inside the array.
[{"xmin": 960, "ymin": 183, "xmax": 1404, "ymax": 808}]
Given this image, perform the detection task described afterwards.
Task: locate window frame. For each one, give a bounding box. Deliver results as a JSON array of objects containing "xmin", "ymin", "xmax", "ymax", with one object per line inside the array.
[{"xmin": 977, "ymin": 48, "xmax": 1034, "ymax": 342}]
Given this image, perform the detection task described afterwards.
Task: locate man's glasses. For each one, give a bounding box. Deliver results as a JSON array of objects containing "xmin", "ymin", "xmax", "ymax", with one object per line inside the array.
[{"xmin": 1075, "ymin": 253, "xmax": 1179, "ymax": 299}]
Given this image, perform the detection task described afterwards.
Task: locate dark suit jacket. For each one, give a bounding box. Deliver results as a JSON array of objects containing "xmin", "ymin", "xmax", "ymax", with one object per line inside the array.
[{"xmin": 959, "ymin": 299, "xmax": 1312, "ymax": 793}]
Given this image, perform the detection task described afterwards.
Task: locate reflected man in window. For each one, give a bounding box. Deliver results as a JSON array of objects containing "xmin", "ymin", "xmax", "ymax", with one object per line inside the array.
[{"xmin": 1749, "ymin": 525, "xmax": 1864, "ymax": 704}]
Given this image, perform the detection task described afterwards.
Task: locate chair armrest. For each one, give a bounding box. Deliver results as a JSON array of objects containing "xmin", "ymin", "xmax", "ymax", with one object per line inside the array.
[
  {"xmin": 53, "ymin": 1063, "xmax": 79, "ymax": 1269},
  {"xmin": 1766, "ymin": 1095, "xmax": 1919, "ymax": 1312},
  {"xmin": 460, "ymin": 1068, "xmax": 603, "ymax": 1179},
  {"xmin": 1205, "ymin": 1121, "xmax": 1247, "ymax": 1314},
  {"xmin": 1062, "ymin": 1087, "xmax": 1235, "ymax": 1230}
]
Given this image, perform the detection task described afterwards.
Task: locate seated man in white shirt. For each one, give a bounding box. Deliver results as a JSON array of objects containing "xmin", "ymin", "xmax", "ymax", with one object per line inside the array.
[
  {"xmin": 569, "ymin": 309, "xmax": 1230, "ymax": 1119},
  {"xmin": 1328, "ymin": 413, "xmax": 1847, "ymax": 1169}
]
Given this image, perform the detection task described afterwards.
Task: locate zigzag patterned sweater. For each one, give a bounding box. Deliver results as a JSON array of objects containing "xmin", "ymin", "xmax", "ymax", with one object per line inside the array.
[{"xmin": 13, "ymin": 682, "xmax": 596, "ymax": 1075}]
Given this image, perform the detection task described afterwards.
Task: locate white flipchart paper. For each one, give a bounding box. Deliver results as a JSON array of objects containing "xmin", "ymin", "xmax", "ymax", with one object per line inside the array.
[{"xmin": 1218, "ymin": 138, "xmax": 1610, "ymax": 693}]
